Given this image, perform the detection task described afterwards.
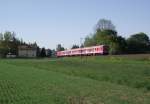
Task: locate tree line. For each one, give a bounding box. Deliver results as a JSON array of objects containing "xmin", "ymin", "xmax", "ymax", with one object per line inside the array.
[
  {"xmin": 84, "ymin": 19, "xmax": 150, "ymax": 54},
  {"xmin": 0, "ymin": 31, "xmax": 23, "ymax": 57},
  {"xmin": 0, "ymin": 31, "xmax": 53, "ymax": 58},
  {"xmin": 1, "ymin": 19, "xmax": 150, "ymax": 57},
  {"xmin": 57, "ymin": 19, "xmax": 150, "ymax": 54}
]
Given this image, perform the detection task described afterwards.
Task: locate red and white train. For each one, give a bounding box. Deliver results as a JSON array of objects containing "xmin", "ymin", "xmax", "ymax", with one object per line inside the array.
[{"xmin": 57, "ymin": 45, "xmax": 109, "ymax": 57}]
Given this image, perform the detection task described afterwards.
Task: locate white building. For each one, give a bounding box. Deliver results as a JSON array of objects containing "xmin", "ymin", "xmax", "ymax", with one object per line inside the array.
[{"xmin": 18, "ymin": 45, "xmax": 37, "ymax": 57}]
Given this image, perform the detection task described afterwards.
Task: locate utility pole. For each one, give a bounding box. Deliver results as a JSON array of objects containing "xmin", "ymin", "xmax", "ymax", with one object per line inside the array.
[{"xmin": 80, "ymin": 38, "xmax": 83, "ymax": 60}]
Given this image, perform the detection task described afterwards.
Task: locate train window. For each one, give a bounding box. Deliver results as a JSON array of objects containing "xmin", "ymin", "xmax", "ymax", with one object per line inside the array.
[
  {"xmin": 100, "ymin": 47, "xmax": 103, "ymax": 51},
  {"xmin": 95, "ymin": 48, "xmax": 98, "ymax": 51}
]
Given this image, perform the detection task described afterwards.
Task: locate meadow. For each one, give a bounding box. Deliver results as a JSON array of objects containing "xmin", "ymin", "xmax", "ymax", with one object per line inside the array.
[{"xmin": 0, "ymin": 54, "xmax": 150, "ymax": 104}]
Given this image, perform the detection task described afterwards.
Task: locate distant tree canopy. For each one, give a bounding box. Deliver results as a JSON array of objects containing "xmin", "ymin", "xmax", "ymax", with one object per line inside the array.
[
  {"xmin": 71, "ymin": 44, "xmax": 79, "ymax": 49},
  {"xmin": 36, "ymin": 46, "xmax": 41, "ymax": 57},
  {"xmin": 3, "ymin": 31, "xmax": 14, "ymax": 42},
  {"xmin": 95, "ymin": 29, "xmax": 127, "ymax": 54},
  {"xmin": 84, "ymin": 34, "xmax": 96, "ymax": 47},
  {"xmin": 0, "ymin": 31, "xmax": 42, "ymax": 58},
  {"xmin": 127, "ymin": 32, "xmax": 150, "ymax": 53},
  {"xmin": 0, "ymin": 31, "xmax": 56, "ymax": 58},
  {"xmin": 51, "ymin": 49, "xmax": 56, "ymax": 57},
  {"xmin": 84, "ymin": 19, "xmax": 126, "ymax": 54},
  {"xmin": 84, "ymin": 18, "xmax": 150, "ymax": 54},
  {"xmin": 46, "ymin": 49, "xmax": 52, "ymax": 57},
  {"xmin": 84, "ymin": 19, "xmax": 117, "ymax": 47},
  {"xmin": 0, "ymin": 31, "xmax": 22, "ymax": 57},
  {"xmin": 40, "ymin": 48, "xmax": 46, "ymax": 57},
  {"xmin": 1, "ymin": 19, "xmax": 149, "ymax": 58},
  {"xmin": 56, "ymin": 44, "xmax": 65, "ymax": 51},
  {"xmin": 84, "ymin": 19, "xmax": 128, "ymax": 54},
  {"xmin": 95, "ymin": 19, "xmax": 116, "ymax": 31}
]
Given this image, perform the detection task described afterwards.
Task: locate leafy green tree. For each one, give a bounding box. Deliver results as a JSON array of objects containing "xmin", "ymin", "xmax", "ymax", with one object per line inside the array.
[
  {"xmin": 84, "ymin": 19, "xmax": 117, "ymax": 47},
  {"xmin": 3, "ymin": 31, "xmax": 14, "ymax": 42},
  {"xmin": 113, "ymin": 36, "xmax": 127, "ymax": 54},
  {"xmin": 84, "ymin": 35, "xmax": 96, "ymax": 47},
  {"xmin": 40, "ymin": 48, "xmax": 46, "ymax": 57},
  {"xmin": 94, "ymin": 29, "xmax": 117, "ymax": 45},
  {"xmin": 94, "ymin": 29, "xmax": 123, "ymax": 54},
  {"xmin": 109, "ymin": 42, "xmax": 120, "ymax": 54},
  {"xmin": 127, "ymin": 32, "xmax": 150, "ymax": 53},
  {"xmin": 84, "ymin": 30, "xmax": 126, "ymax": 54},
  {"xmin": 84, "ymin": 19, "xmax": 127, "ymax": 54},
  {"xmin": 36, "ymin": 46, "xmax": 41, "ymax": 57},
  {"xmin": 0, "ymin": 31, "xmax": 15, "ymax": 57}
]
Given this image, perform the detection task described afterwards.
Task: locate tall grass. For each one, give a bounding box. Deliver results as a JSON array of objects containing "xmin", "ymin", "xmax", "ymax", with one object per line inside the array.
[{"xmin": 0, "ymin": 55, "xmax": 150, "ymax": 104}]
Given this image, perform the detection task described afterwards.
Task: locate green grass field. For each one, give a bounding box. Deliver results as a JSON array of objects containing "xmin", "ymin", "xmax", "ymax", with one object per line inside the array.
[{"xmin": 0, "ymin": 55, "xmax": 150, "ymax": 104}]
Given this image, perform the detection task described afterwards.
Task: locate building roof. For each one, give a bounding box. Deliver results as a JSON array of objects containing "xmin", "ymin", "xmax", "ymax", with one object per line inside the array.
[{"xmin": 18, "ymin": 45, "xmax": 37, "ymax": 50}]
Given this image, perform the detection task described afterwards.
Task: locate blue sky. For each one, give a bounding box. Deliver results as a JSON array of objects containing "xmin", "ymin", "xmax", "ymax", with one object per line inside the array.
[{"xmin": 0, "ymin": 0, "xmax": 150, "ymax": 49}]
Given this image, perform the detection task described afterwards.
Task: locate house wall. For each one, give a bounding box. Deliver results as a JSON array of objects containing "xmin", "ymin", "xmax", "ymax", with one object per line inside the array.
[{"xmin": 18, "ymin": 50, "xmax": 37, "ymax": 57}]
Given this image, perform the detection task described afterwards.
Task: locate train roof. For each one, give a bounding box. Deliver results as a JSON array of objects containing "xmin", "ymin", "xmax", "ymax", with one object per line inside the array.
[{"xmin": 57, "ymin": 45, "xmax": 106, "ymax": 52}]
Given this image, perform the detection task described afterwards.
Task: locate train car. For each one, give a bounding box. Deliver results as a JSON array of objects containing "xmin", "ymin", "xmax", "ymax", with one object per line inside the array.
[{"xmin": 57, "ymin": 45, "xmax": 108, "ymax": 57}]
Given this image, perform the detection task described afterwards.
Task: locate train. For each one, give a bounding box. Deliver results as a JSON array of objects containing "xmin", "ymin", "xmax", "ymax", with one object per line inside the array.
[{"xmin": 57, "ymin": 45, "xmax": 109, "ymax": 57}]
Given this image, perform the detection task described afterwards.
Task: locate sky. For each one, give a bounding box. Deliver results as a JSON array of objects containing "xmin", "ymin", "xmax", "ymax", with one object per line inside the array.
[{"xmin": 0, "ymin": 0, "xmax": 150, "ymax": 49}]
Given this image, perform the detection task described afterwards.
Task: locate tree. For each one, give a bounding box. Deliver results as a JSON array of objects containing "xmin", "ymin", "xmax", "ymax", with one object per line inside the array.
[
  {"xmin": 127, "ymin": 32, "xmax": 150, "ymax": 53},
  {"xmin": 0, "ymin": 31, "xmax": 40, "ymax": 58},
  {"xmin": 56, "ymin": 44, "xmax": 65, "ymax": 51},
  {"xmin": 84, "ymin": 27, "xmax": 127, "ymax": 54},
  {"xmin": 94, "ymin": 29, "xmax": 117, "ymax": 45},
  {"xmin": 3, "ymin": 31, "xmax": 14, "ymax": 42},
  {"xmin": 46, "ymin": 49, "xmax": 52, "ymax": 57},
  {"xmin": 40, "ymin": 48, "xmax": 46, "ymax": 57},
  {"xmin": 116, "ymin": 36, "xmax": 127, "ymax": 54},
  {"xmin": 71, "ymin": 44, "xmax": 79, "ymax": 49},
  {"xmin": 84, "ymin": 18, "xmax": 128, "ymax": 54},
  {"xmin": 95, "ymin": 19, "xmax": 115, "ymax": 31},
  {"xmin": 51, "ymin": 49, "xmax": 56, "ymax": 57},
  {"xmin": 0, "ymin": 33, "xmax": 3, "ymax": 41},
  {"xmin": 84, "ymin": 35, "xmax": 96, "ymax": 47},
  {"xmin": 84, "ymin": 24, "xmax": 117, "ymax": 47},
  {"xmin": 36, "ymin": 46, "xmax": 41, "ymax": 57},
  {"xmin": 80, "ymin": 44, "xmax": 84, "ymax": 48},
  {"xmin": 0, "ymin": 31, "xmax": 17, "ymax": 57}
]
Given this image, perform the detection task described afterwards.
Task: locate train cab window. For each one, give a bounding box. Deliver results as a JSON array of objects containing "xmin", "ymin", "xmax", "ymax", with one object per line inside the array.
[{"xmin": 99, "ymin": 47, "xmax": 103, "ymax": 51}]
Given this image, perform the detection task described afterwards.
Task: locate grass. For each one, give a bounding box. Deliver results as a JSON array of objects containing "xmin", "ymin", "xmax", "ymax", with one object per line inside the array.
[{"xmin": 0, "ymin": 54, "xmax": 150, "ymax": 104}]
